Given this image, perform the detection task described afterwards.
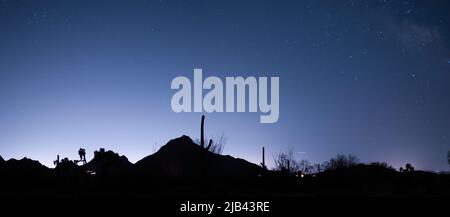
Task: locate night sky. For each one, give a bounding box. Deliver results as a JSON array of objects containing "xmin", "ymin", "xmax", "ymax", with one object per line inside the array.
[{"xmin": 1, "ymin": 0, "xmax": 449, "ymax": 171}]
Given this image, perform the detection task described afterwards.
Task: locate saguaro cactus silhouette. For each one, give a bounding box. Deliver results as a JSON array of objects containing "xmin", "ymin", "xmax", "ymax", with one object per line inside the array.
[
  {"xmin": 200, "ymin": 115, "xmax": 213, "ymax": 151},
  {"xmin": 53, "ymin": 155, "xmax": 60, "ymax": 166},
  {"xmin": 260, "ymin": 147, "xmax": 267, "ymax": 169},
  {"xmin": 201, "ymin": 115, "xmax": 205, "ymax": 148}
]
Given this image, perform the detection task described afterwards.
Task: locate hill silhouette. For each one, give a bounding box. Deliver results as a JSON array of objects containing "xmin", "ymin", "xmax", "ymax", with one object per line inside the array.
[
  {"xmin": 134, "ymin": 135, "xmax": 262, "ymax": 178},
  {"xmin": 1, "ymin": 157, "xmax": 49, "ymax": 177},
  {"xmin": 0, "ymin": 157, "xmax": 51, "ymax": 196},
  {"xmin": 0, "ymin": 134, "xmax": 448, "ymax": 199}
]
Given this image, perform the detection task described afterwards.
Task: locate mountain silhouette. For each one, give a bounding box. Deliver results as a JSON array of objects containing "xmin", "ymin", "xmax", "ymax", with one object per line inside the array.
[
  {"xmin": 0, "ymin": 135, "xmax": 448, "ymax": 199},
  {"xmin": 2, "ymin": 157, "xmax": 49, "ymax": 174},
  {"xmin": 0, "ymin": 157, "xmax": 50, "ymax": 192},
  {"xmin": 134, "ymin": 135, "xmax": 262, "ymax": 178}
]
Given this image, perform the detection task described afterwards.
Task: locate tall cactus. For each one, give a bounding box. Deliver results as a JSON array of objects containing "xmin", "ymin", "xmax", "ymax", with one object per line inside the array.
[
  {"xmin": 261, "ymin": 147, "xmax": 266, "ymax": 169},
  {"xmin": 53, "ymin": 155, "xmax": 60, "ymax": 167},
  {"xmin": 200, "ymin": 115, "xmax": 213, "ymax": 151},
  {"xmin": 201, "ymin": 115, "xmax": 205, "ymax": 148},
  {"xmin": 206, "ymin": 139, "xmax": 212, "ymax": 151}
]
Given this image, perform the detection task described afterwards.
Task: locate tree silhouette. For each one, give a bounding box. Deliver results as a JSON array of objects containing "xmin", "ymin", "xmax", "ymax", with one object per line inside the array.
[
  {"xmin": 324, "ymin": 154, "xmax": 359, "ymax": 170},
  {"xmin": 400, "ymin": 163, "xmax": 414, "ymax": 172},
  {"xmin": 94, "ymin": 148, "xmax": 106, "ymax": 156},
  {"xmin": 405, "ymin": 163, "xmax": 414, "ymax": 172},
  {"xmin": 60, "ymin": 157, "xmax": 71, "ymax": 164},
  {"xmin": 273, "ymin": 148, "xmax": 299, "ymax": 173},
  {"xmin": 298, "ymin": 159, "xmax": 313, "ymax": 174},
  {"xmin": 313, "ymin": 163, "xmax": 325, "ymax": 173}
]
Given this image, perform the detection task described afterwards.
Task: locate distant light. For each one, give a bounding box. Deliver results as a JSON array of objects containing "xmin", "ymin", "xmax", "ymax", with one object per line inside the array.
[{"xmin": 300, "ymin": 174, "xmax": 304, "ymax": 178}]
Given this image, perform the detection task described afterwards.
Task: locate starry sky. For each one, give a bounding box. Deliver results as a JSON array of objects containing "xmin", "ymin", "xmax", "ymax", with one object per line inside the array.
[{"xmin": 0, "ymin": 0, "xmax": 449, "ymax": 171}]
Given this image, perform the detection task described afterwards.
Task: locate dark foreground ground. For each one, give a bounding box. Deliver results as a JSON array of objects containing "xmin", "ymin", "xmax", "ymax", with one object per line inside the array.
[
  {"xmin": 1, "ymin": 136, "xmax": 449, "ymax": 216},
  {"xmin": 1, "ymin": 168, "xmax": 448, "ymax": 216},
  {"xmin": 2, "ymin": 194, "xmax": 447, "ymax": 216}
]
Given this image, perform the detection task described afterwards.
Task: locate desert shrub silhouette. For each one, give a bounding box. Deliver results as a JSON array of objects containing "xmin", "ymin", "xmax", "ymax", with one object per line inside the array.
[
  {"xmin": 400, "ymin": 163, "xmax": 415, "ymax": 172},
  {"xmin": 194, "ymin": 134, "xmax": 226, "ymax": 154},
  {"xmin": 324, "ymin": 154, "xmax": 359, "ymax": 171},
  {"xmin": 273, "ymin": 148, "xmax": 299, "ymax": 173}
]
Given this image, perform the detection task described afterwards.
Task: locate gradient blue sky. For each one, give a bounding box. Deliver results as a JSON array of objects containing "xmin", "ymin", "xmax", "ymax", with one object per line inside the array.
[{"xmin": 1, "ymin": 0, "xmax": 449, "ymax": 171}]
